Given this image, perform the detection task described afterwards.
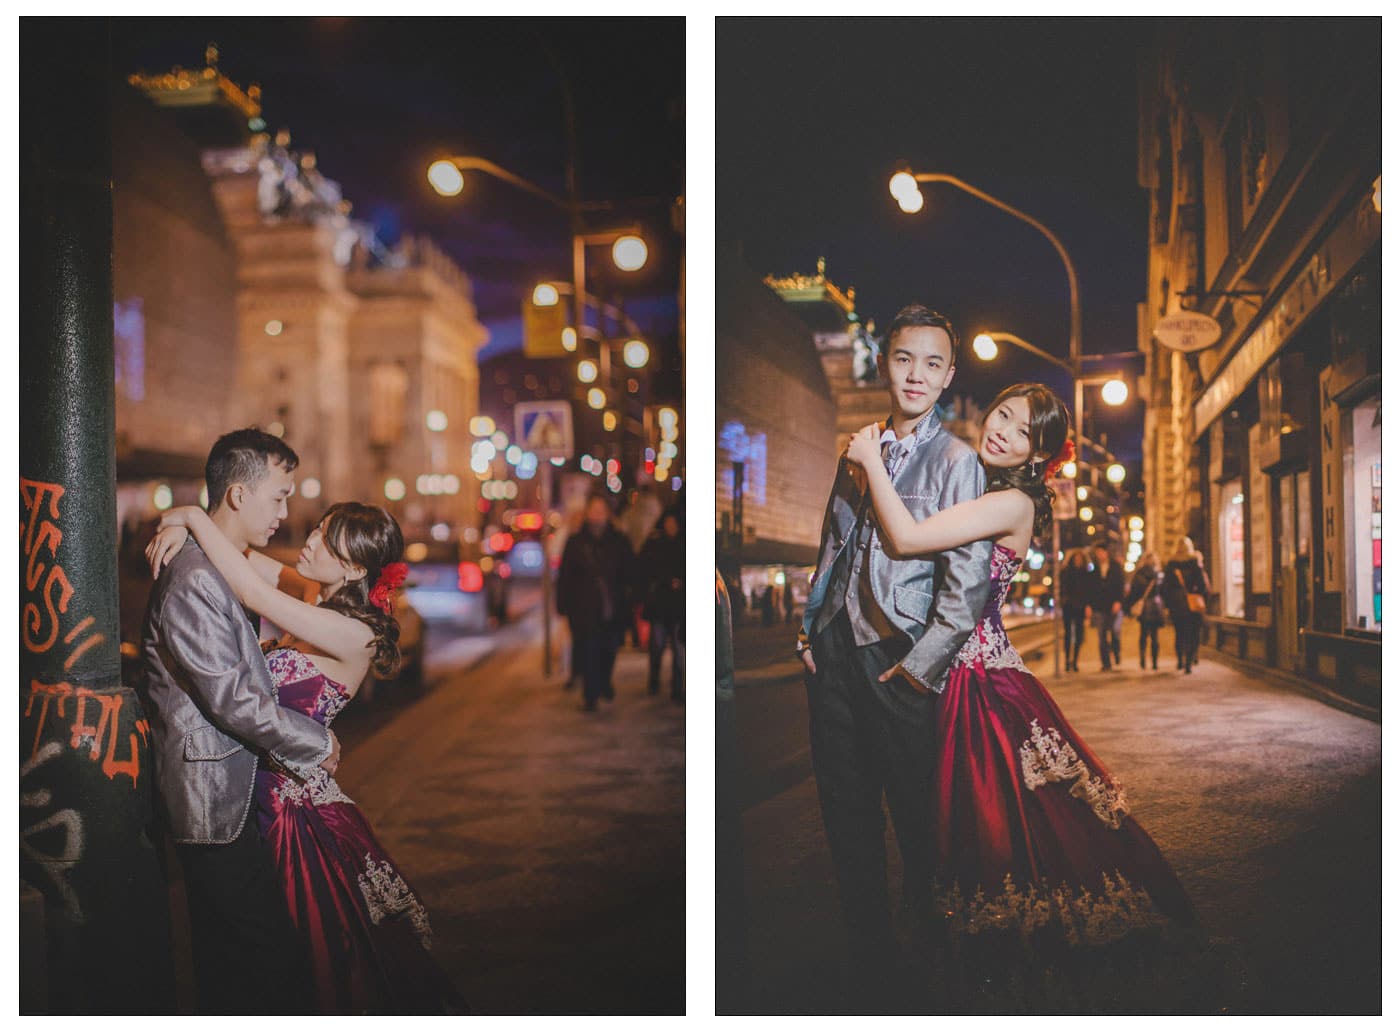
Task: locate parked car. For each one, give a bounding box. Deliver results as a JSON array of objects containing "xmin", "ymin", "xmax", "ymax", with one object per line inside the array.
[{"xmin": 401, "ymin": 541, "xmax": 490, "ymax": 633}]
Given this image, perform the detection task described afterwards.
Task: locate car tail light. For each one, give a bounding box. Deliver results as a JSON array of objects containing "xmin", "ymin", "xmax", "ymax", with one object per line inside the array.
[
  {"xmin": 489, "ymin": 531, "xmax": 514, "ymax": 553},
  {"xmin": 457, "ymin": 562, "xmax": 484, "ymax": 593}
]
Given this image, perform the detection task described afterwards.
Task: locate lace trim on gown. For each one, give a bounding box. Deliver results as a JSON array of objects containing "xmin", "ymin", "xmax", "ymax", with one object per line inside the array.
[
  {"xmin": 272, "ymin": 766, "xmax": 356, "ymax": 808},
  {"xmin": 358, "ymin": 854, "xmax": 434, "ymax": 950},
  {"xmin": 934, "ymin": 871, "xmax": 1170, "ymax": 945},
  {"xmin": 1020, "ymin": 719, "xmax": 1130, "ymax": 829}
]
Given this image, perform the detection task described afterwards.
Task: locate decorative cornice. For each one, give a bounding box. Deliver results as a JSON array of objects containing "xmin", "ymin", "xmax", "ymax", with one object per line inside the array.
[{"xmin": 128, "ymin": 44, "xmax": 261, "ymax": 120}]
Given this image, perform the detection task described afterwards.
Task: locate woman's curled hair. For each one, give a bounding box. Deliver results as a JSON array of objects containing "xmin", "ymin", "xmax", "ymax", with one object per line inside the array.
[
  {"xmin": 315, "ymin": 501, "xmax": 405, "ymax": 678},
  {"xmin": 981, "ymin": 382, "xmax": 1070, "ymax": 539}
]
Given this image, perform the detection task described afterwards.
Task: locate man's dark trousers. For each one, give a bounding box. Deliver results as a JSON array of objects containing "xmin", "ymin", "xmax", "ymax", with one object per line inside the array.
[
  {"xmin": 806, "ymin": 609, "xmax": 939, "ymax": 987},
  {"xmin": 176, "ymin": 805, "xmax": 311, "ymax": 1013}
]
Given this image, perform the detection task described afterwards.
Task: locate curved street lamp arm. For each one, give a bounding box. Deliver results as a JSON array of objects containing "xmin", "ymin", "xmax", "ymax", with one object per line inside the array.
[
  {"xmin": 914, "ymin": 171, "xmax": 1081, "ymax": 371},
  {"xmin": 447, "ymin": 156, "xmax": 572, "ymax": 212},
  {"xmin": 986, "ymin": 331, "xmax": 1075, "ymax": 376}
]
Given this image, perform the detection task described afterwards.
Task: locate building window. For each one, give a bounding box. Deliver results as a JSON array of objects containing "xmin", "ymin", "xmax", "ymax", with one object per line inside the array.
[
  {"xmin": 1218, "ymin": 480, "xmax": 1246, "ymax": 619},
  {"xmin": 368, "ymin": 361, "xmax": 408, "ymax": 448},
  {"xmin": 1347, "ymin": 396, "xmax": 1381, "ymax": 632}
]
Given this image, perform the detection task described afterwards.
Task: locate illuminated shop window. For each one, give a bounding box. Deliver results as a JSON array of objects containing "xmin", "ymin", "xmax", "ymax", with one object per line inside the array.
[
  {"xmin": 1219, "ymin": 483, "xmax": 1246, "ymax": 619},
  {"xmin": 717, "ymin": 421, "xmax": 767, "ymax": 506},
  {"xmin": 1349, "ymin": 397, "xmax": 1381, "ymax": 631}
]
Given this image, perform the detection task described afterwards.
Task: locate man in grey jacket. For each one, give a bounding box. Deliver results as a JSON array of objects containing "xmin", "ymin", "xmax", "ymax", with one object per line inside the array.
[
  {"xmin": 140, "ymin": 429, "xmax": 338, "ymax": 1012},
  {"xmin": 798, "ymin": 305, "xmax": 993, "ymax": 1003}
]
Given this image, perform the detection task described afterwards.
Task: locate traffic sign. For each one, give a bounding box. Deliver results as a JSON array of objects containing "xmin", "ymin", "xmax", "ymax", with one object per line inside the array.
[
  {"xmin": 522, "ymin": 297, "xmax": 568, "ymax": 357},
  {"xmin": 514, "ymin": 401, "xmax": 573, "ymax": 460}
]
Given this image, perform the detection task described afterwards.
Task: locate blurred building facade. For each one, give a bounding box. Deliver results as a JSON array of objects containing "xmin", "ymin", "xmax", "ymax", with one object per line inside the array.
[
  {"xmin": 1138, "ymin": 20, "xmax": 1380, "ymax": 703},
  {"xmin": 117, "ymin": 51, "xmax": 488, "ymax": 545},
  {"xmin": 717, "ymin": 248, "xmax": 837, "ymax": 606}
]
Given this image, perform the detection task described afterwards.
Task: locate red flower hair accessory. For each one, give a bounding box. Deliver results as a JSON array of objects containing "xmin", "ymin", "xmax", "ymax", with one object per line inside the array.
[
  {"xmin": 1043, "ymin": 438, "xmax": 1076, "ymax": 480},
  {"xmin": 368, "ymin": 561, "xmax": 409, "ymax": 614}
]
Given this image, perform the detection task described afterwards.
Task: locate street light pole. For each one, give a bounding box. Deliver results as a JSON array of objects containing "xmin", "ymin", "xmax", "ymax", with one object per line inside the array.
[{"xmin": 906, "ymin": 171, "xmax": 1082, "ymax": 432}]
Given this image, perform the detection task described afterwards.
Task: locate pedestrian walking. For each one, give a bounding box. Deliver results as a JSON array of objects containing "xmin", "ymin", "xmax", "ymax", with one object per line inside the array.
[
  {"xmin": 556, "ymin": 495, "xmax": 634, "ymax": 711},
  {"xmin": 1059, "ymin": 548, "xmax": 1092, "ymax": 671},
  {"xmin": 1088, "ymin": 542, "xmax": 1127, "ymax": 672},
  {"xmin": 639, "ymin": 509, "xmax": 685, "ymax": 702},
  {"xmin": 1124, "ymin": 552, "xmax": 1167, "ymax": 670},
  {"xmin": 1163, "ymin": 537, "xmax": 1211, "ymax": 674}
]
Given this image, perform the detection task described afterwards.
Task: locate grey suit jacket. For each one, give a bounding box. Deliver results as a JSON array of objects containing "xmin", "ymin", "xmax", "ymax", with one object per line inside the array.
[
  {"xmin": 801, "ymin": 413, "xmax": 993, "ymax": 693},
  {"xmin": 139, "ymin": 539, "xmax": 333, "ymax": 844}
]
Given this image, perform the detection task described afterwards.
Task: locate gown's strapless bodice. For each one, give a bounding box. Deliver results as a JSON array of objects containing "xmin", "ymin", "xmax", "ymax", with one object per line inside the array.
[
  {"xmin": 265, "ymin": 647, "xmax": 352, "ymax": 727},
  {"xmin": 951, "ymin": 542, "xmax": 1028, "ymax": 673}
]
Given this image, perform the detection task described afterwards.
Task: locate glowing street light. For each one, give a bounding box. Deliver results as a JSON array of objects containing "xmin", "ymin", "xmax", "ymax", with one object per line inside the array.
[
  {"xmin": 622, "ymin": 338, "xmax": 650, "ymax": 369},
  {"xmin": 426, "ymin": 409, "xmax": 448, "ymax": 432},
  {"xmin": 561, "ymin": 327, "xmax": 577, "ymax": 352},
  {"xmin": 1079, "ymin": 506, "xmax": 1094, "ymax": 522},
  {"xmin": 1128, "ymin": 515, "xmax": 1145, "ymax": 531},
  {"xmin": 1101, "ymin": 379, "xmax": 1129, "ymax": 406},
  {"xmin": 470, "ymin": 416, "xmax": 495, "ymax": 437},
  {"xmin": 1077, "ymin": 486, "xmax": 1089, "ymax": 501},
  {"xmin": 612, "ymin": 235, "xmax": 648, "ymax": 271},
  {"xmin": 587, "ymin": 388, "xmax": 606, "ymax": 410},
  {"xmin": 1106, "ymin": 463, "xmax": 1127, "ymax": 484},
  {"xmin": 577, "ymin": 360, "xmax": 598, "ymax": 384},
  {"xmin": 532, "ymin": 283, "xmax": 560, "ymax": 307},
  {"xmin": 972, "ymin": 333, "xmax": 999, "ymax": 361},
  {"xmin": 889, "ymin": 171, "xmax": 919, "ymax": 201},
  {"xmin": 427, "ymin": 159, "xmax": 466, "ymax": 196},
  {"xmin": 1060, "ymin": 460, "xmax": 1078, "ymax": 479}
]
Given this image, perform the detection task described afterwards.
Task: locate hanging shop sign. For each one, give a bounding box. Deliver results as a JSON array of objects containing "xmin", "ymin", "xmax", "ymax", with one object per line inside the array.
[{"xmin": 1152, "ymin": 311, "xmax": 1221, "ymax": 353}]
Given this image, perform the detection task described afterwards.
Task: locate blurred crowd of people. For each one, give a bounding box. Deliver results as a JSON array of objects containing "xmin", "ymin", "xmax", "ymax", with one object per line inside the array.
[
  {"xmin": 1058, "ymin": 537, "xmax": 1212, "ymax": 674},
  {"xmin": 555, "ymin": 494, "xmax": 685, "ymax": 713}
]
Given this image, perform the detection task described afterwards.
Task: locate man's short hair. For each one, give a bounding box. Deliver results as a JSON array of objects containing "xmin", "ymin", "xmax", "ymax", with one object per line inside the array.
[
  {"xmin": 880, "ymin": 304, "xmax": 959, "ymax": 364},
  {"xmin": 205, "ymin": 428, "xmax": 299, "ymax": 512}
]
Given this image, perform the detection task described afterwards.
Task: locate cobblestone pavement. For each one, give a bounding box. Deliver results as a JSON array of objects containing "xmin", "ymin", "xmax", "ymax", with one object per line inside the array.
[
  {"xmin": 335, "ymin": 612, "xmax": 686, "ymax": 1014},
  {"xmin": 723, "ymin": 617, "xmax": 1380, "ymax": 1014}
]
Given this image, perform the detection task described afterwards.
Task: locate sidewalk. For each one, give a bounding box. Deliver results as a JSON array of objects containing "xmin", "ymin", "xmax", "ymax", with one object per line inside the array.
[
  {"xmin": 725, "ymin": 616, "xmax": 1380, "ymax": 1013},
  {"xmin": 335, "ymin": 614, "xmax": 686, "ymax": 1014}
]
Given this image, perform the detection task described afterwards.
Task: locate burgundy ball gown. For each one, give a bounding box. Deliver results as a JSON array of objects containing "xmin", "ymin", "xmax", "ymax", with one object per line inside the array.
[
  {"xmin": 256, "ymin": 648, "xmax": 465, "ymax": 1014},
  {"xmin": 927, "ymin": 544, "xmax": 1203, "ymax": 1009}
]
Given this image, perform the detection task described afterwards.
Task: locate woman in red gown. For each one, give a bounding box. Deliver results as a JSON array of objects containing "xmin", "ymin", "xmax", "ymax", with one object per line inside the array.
[
  {"xmin": 847, "ymin": 384, "xmax": 1205, "ymax": 1011},
  {"xmin": 150, "ymin": 502, "xmax": 465, "ymax": 1013}
]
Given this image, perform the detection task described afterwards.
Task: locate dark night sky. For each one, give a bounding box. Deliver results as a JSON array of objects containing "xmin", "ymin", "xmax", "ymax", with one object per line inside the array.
[
  {"xmin": 718, "ymin": 17, "xmax": 1155, "ymax": 463},
  {"xmin": 111, "ymin": 16, "xmax": 685, "ymax": 360}
]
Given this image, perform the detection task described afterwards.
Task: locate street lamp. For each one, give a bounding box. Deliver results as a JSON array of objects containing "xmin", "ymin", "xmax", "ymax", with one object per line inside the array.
[
  {"xmin": 532, "ymin": 282, "xmax": 560, "ymax": 307},
  {"xmin": 971, "ymin": 333, "xmax": 999, "ymax": 361},
  {"xmin": 622, "ymin": 338, "xmax": 650, "ymax": 369},
  {"xmin": 612, "ymin": 234, "xmax": 648, "ymax": 271},
  {"xmin": 426, "ymin": 158, "xmax": 465, "ymax": 197},
  {"xmin": 1101, "ymin": 378, "xmax": 1129, "ymax": 406},
  {"xmin": 1105, "ymin": 463, "xmax": 1127, "ymax": 485},
  {"xmin": 892, "ymin": 168, "xmax": 1083, "ymax": 436}
]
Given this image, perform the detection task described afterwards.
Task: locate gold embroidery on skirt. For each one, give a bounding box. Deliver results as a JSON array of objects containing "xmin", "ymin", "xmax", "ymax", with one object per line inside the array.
[
  {"xmin": 935, "ymin": 871, "xmax": 1168, "ymax": 945},
  {"xmin": 1019, "ymin": 720, "xmax": 1130, "ymax": 828}
]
